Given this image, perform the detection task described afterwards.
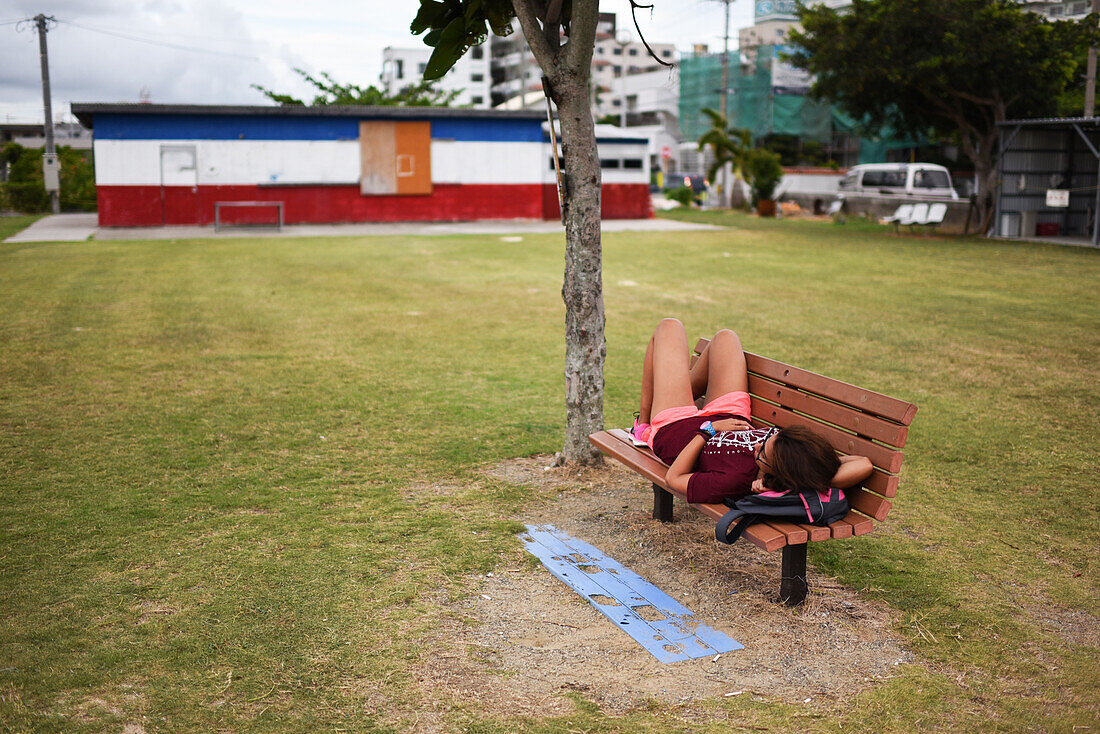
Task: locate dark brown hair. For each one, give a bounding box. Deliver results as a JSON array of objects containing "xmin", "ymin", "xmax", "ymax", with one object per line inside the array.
[{"xmin": 763, "ymin": 425, "xmax": 841, "ymax": 495}]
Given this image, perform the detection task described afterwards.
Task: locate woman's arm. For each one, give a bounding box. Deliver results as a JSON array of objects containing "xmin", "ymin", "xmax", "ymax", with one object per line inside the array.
[
  {"xmin": 665, "ymin": 434, "xmax": 707, "ymax": 493},
  {"xmin": 831, "ymin": 454, "xmax": 873, "ymax": 488}
]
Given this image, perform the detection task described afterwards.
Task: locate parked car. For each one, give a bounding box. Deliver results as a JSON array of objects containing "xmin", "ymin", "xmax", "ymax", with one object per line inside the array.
[{"xmin": 838, "ymin": 163, "xmax": 959, "ymax": 199}]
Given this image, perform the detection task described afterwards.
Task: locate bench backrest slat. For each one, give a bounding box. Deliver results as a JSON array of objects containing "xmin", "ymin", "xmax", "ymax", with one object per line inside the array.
[
  {"xmin": 746, "ymin": 374, "xmax": 910, "ymax": 448},
  {"xmin": 693, "ymin": 339, "xmax": 918, "ymax": 426},
  {"xmin": 749, "ymin": 397, "xmax": 904, "ymax": 473}
]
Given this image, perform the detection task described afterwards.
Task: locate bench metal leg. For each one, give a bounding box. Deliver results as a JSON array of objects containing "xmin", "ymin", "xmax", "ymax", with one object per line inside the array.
[
  {"xmin": 780, "ymin": 543, "xmax": 808, "ymax": 606},
  {"xmin": 652, "ymin": 483, "xmax": 673, "ymax": 522}
]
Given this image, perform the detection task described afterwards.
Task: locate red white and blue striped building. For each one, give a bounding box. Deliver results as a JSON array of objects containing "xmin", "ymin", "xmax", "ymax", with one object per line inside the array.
[{"xmin": 71, "ymin": 104, "xmax": 652, "ymax": 227}]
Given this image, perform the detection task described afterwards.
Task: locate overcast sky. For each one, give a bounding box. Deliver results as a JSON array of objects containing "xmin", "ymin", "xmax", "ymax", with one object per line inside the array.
[{"xmin": 0, "ymin": 0, "xmax": 753, "ymax": 125}]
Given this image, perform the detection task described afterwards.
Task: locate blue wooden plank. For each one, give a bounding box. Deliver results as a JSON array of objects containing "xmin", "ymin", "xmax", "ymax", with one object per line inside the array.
[{"xmin": 519, "ymin": 524, "xmax": 743, "ymax": 662}]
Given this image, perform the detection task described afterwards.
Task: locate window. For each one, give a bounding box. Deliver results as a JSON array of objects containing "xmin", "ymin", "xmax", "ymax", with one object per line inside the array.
[
  {"xmin": 417, "ymin": 62, "xmax": 426, "ymax": 75},
  {"xmin": 662, "ymin": 49, "xmax": 672, "ymax": 58},
  {"xmin": 601, "ymin": 159, "xmax": 621, "ymax": 169},
  {"xmin": 862, "ymin": 170, "xmax": 905, "ymax": 187},
  {"xmin": 395, "ymin": 59, "xmax": 404, "ymax": 79},
  {"xmin": 471, "ymin": 73, "xmax": 484, "ymax": 82},
  {"xmin": 914, "ymin": 170, "xmax": 949, "ymax": 188},
  {"xmin": 623, "ymin": 159, "xmax": 643, "ymax": 169},
  {"xmin": 628, "ymin": 48, "xmax": 638, "ymax": 56},
  {"xmin": 613, "ymin": 47, "xmax": 622, "ymax": 55},
  {"xmin": 472, "ymin": 46, "xmax": 484, "ymax": 59},
  {"xmin": 471, "ymin": 96, "xmax": 484, "ymax": 105},
  {"xmin": 612, "ymin": 65, "xmax": 621, "ymax": 74}
]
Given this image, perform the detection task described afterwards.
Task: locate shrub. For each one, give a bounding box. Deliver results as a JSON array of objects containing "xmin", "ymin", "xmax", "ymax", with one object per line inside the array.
[
  {"xmin": 1, "ymin": 142, "xmax": 96, "ymax": 213},
  {"xmin": 744, "ymin": 148, "xmax": 785, "ymax": 205},
  {"xmin": 665, "ymin": 185, "xmax": 695, "ymax": 207}
]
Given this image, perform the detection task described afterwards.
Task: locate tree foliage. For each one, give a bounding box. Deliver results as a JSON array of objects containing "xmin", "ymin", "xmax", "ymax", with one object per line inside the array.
[
  {"xmin": 410, "ymin": 0, "xmax": 518, "ymax": 80},
  {"xmin": 789, "ymin": 0, "xmax": 1099, "ymax": 230},
  {"xmin": 697, "ymin": 108, "xmax": 751, "ymax": 185},
  {"xmin": 252, "ymin": 68, "xmax": 459, "ymax": 106}
]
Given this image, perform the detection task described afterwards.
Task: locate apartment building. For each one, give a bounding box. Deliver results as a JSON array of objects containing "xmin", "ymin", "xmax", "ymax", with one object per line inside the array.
[{"xmin": 379, "ymin": 46, "xmax": 492, "ymax": 108}]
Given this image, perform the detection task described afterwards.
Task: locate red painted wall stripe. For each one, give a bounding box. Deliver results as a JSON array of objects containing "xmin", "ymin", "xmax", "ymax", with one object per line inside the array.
[
  {"xmin": 95, "ymin": 183, "xmax": 652, "ymax": 227},
  {"xmin": 540, "ymin": 183, "xmax": 653, "ymax": 221}
]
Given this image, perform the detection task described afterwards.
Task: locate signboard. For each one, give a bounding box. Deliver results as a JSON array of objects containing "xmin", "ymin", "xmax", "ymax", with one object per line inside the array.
[
  {"xmin": 661, "ymin": 145, "xmax": 671, "ymax": 160},
  {"xmin": 772, "ymin": 45, "xmax": 812, "ymax": 95},
  {"xmin": 1045, "ymin": 189, "xmax": 1069, "ymax": 208},
  {"xmin": 755, "ymin": 0, "xmax": 799, "ymax": 22}
]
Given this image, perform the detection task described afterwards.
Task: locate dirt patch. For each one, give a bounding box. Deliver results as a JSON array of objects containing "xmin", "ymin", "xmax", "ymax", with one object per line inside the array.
[
  {"xmin": 1025, "ymin": 602, "xmax": 1100, "ymax": 649},
  {"xmin": 413, "ymin": 456, "xmax": 916, "ymax": 724}
]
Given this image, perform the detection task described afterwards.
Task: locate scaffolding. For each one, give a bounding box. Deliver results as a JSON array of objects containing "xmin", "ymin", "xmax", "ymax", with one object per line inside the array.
[{"xmin": 679, "ymin": 46, "xmax": 918, "ymax": 168}]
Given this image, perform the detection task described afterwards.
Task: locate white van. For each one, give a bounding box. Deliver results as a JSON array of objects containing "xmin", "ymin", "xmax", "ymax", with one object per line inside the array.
[{"xmin": 838, "ymin": 163, "xmax": 958, "ymax": 199}]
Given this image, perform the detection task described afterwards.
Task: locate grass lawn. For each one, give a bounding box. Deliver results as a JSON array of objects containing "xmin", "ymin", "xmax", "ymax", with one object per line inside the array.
[
  {"xmin": 0, "ymin": 214, "xmax": 44, "ymax": 242},
  {"xmin": 1, "ymin": 210, "xmax": 1097, "ymax": 732}
]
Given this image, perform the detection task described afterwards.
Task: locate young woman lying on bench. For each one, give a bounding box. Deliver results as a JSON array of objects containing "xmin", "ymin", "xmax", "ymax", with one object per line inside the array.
[{"xmin": 630, "ymin": 318, "xmax": 874, "ymax": 505}]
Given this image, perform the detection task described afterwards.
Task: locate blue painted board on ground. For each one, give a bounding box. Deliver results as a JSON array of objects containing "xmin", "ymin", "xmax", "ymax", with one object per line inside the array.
[{"xmin": 519, "ymin": 524, "xmax": 743, "ymax": 663}]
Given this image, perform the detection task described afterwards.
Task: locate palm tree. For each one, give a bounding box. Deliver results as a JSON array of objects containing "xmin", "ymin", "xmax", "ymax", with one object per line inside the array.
[{"xmin": 697, "ymin": 108, "xmax": 751, "ymax": 208}]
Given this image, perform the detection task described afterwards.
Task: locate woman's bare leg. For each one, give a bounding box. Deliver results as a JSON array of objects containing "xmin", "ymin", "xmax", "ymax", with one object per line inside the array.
[
  {"xmin": 638, "ymin": 318, "xmax": 695, "ymax": 423},
  {"xmin": 693, "ymin": 329, "xmax": 749, "ymax": 406}
]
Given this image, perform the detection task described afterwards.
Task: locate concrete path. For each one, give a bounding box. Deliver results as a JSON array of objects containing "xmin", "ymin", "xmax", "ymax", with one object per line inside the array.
[
  {"xmin": 5, "ymin": 213, "xmax": 722, "ymax": 244},
  {"xmin": 4, "ymin": 213, "xmax": 98, "ymax": 243}
]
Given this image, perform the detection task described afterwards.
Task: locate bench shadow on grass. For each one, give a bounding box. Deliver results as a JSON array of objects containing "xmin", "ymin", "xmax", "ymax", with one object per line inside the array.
[{"xmin": 406, "ymin": 457, "xmax": 917, "ymax": 724}]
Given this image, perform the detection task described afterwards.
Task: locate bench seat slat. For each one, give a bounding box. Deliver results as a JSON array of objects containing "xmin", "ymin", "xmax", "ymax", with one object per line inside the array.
[
  {"xmin": 797, "ymin": 523, "xmax": 833, "ymax": 542},
  {"xmin": 750, "ymin": 398, "xmax": 904, "ymax": 473},
  {"xmin": 761, "ymin": 520, "xmax": 808, "ymax": 545},
  {"xmin": 747, "ymin": 374, "xmax": 909, "ymax": 448},
  {"xmin": 843, "ymin": 510, "xmax": 876, "ymax": 535},
  {"xmin": 828, "ymin": 519, "xmax": 854, "ymax": 539}
]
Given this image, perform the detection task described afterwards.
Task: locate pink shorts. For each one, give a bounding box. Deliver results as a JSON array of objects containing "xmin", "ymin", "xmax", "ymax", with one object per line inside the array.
[{"xmin": 641, "ymin": 390, "xmax": 752, "ymax": 448}]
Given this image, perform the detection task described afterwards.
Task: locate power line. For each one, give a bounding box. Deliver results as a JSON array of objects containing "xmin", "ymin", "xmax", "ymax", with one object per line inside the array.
[{"xmin": 55, "ymin": 18, "xmax": 261, "ymax": 61}]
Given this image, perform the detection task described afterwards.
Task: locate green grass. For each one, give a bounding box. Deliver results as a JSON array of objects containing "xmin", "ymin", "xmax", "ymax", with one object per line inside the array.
[
  {"xmin": 0, "ymin": 214, "xmax": 44, "ymax": 242},
  {"xmin": 1, "ymin": 211, "xmax": 1097, "ymax": 732}
]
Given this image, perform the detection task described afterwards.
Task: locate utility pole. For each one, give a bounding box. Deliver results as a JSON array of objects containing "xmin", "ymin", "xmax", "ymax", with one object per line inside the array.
[
  {"xmin": 1086, "ymin": 0, "xmax": 1100, "ymax": 117},
  {"xmin": 34, "ymin": 14, "xmax": 60, "ymax": 214},
  {"xmin": 708, "ymin": 0, "xmax": 734, "ymax": 207}
]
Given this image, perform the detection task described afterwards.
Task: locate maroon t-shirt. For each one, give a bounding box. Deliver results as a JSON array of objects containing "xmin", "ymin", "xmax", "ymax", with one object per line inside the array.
[{"xmin": 652, "ymin": 415, "xmax": 771, "ymax": 504}]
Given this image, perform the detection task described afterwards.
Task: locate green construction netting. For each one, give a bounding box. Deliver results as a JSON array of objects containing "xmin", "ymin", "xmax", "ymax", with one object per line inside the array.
[{"xmin": 679, "ymin": 46, "xmax": 918, "ymax": 163}]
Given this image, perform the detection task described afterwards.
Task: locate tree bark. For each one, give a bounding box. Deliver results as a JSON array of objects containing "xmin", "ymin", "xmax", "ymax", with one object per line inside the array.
[
  {"xmin": 556, "ymin": 82, "xmax": 605, "ymax": 465},
  {"xmin": 514, "ymin": 0, "xmax": 605, "ymax": 464}
]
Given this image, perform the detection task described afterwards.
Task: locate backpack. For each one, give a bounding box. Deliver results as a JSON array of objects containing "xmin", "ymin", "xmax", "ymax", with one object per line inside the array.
[{"xmin": 715, "ymin": 487, "xmax": 849, "ymax": 545}]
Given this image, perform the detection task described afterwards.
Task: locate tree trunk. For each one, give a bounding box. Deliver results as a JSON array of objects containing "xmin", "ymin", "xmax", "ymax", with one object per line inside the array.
[{"xmin": 555, "ymin": 80, "xmax": 605, "ymax": 465}]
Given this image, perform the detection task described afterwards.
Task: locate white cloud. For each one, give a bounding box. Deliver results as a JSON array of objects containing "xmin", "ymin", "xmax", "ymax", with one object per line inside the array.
[{"xmin": 1, "ymin": 0, "xmax": 746, "ymax": 124}]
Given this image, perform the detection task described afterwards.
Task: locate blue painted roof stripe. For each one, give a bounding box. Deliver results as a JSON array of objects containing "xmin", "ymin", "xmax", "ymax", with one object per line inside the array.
[
  {"xmin": 520, "ymin": 524, "xmax": 743, "ymax": 663},
  {"xmin": 94, "ymin": 113, "xmax": 545, "ymax": 142}
]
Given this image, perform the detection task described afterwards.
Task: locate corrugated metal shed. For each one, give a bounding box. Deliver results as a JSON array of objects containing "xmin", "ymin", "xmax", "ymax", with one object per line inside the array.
[{"xmin": 994, "ymin": 117, "xmax": 1100, "ymax": 247}]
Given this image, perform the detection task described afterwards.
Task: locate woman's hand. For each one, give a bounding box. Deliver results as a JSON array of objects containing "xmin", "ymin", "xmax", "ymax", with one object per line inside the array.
[
  {"xmin": 750, "ymin": 477, "xmax": 766, "ymax": 494},
  {"xmin": 710, "ymin": 418, "xmax": 753, "ymax": 432}
]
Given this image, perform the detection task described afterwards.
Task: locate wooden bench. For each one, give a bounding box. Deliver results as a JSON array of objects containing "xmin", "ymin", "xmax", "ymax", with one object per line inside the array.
[{"xmin": 589, "ymin": 338, "xmax": 918, "ymax": 606}]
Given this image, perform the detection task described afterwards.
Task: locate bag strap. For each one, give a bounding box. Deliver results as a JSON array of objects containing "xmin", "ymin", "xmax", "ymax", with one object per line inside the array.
[{"xmin": 715, "ymin": 508, "xmax": 764, "ymax": 545}]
